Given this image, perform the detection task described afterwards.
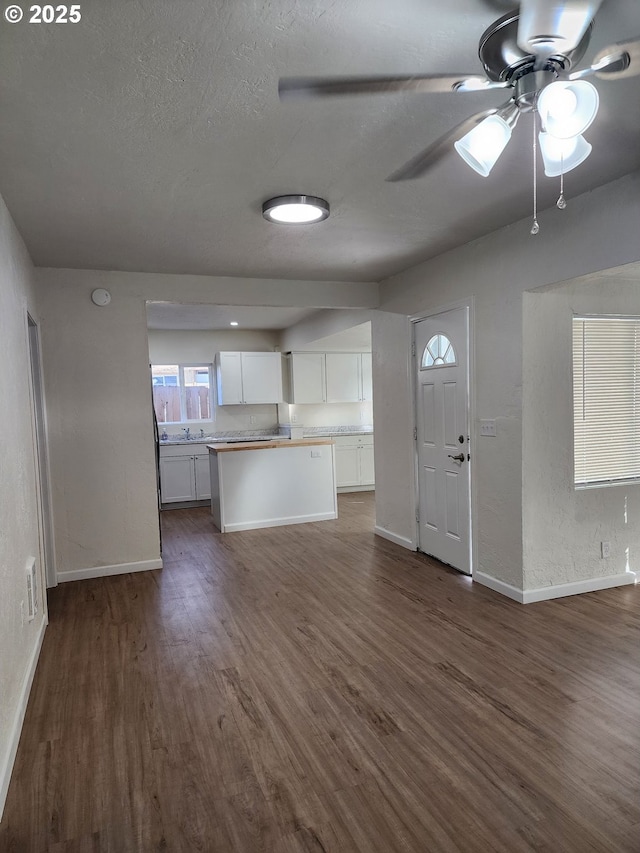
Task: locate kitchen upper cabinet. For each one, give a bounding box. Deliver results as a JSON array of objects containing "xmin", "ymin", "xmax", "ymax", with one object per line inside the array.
[
  {"xmin": 361, "ymin": 352, "xmax": 373, "ymax": 402},
  {"xmin": 287, "ymin": 352, "xmax": 326, "ymax": 404},
  {"xmin": 287, "ymin": 352, "xmax": 372, "ymax": 404},
  {"xmin": 325, "ymin": 353, "xmax": 361, "ymax": 402},
  {"xmin": 216, "ymin": 351, "xmax": 283, "ymax": 405}
]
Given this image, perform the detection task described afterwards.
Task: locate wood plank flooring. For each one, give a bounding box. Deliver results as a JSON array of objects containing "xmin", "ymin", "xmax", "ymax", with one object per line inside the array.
[{"xmin": 2, "ymin": 493, "xmax": 639, "ymax": 852}]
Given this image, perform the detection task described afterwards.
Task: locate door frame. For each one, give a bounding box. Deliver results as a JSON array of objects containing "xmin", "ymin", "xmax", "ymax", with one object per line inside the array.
[
  {"xmin": 410, "ymin": 298, "xmax": 477, "ymax": 577},
  {"xmin": 27, "ymin": 313, "xmax": 57, "ymax": 590}
]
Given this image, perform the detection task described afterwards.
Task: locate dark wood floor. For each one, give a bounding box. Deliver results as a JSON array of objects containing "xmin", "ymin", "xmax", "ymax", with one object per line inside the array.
[{"xmin": 2, "ymin": 493, "xmax": 639, "ymax": 852}]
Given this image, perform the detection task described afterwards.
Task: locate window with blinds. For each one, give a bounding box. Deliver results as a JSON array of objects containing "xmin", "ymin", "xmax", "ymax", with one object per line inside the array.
[{"xmin": 573, "ymin": 317, "xmax": 640, "ymax": 487}]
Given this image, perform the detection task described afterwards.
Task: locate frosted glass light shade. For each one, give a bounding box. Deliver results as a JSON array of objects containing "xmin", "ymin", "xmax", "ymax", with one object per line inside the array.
[
  {"xmin": 539, "ymin": 132, "xmax": 592, "ymax": 176},
  {"xmin": 517, "ymin": 0, "xmax": 603, "ymax": 54},
  {"xmin": 454, "ymin": 115, "xmax": 512, "ymax": 177},
  {"xmin": 538, "ymin": 80, "xmax": 599, "ymax": 139}
]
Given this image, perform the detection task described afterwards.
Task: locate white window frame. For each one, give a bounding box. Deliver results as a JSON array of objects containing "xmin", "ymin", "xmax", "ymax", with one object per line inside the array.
[
  {"xmin": 421, "ymin": 333, "xmax": 457, "ymax": 369},
  {"xmin": 152, "ymin": 363, "xmax": 214, "ymax": 424},
  {"xmin": 573, "ymin": 315, "xmax": 640, "ymax": 489}
]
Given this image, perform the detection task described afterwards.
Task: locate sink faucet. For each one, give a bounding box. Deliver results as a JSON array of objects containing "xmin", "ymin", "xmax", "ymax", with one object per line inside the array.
[
  {"xmin": 200, "ymin": 429, "xmax": 205, "ymax": 438},
  {"xmin": 183, "ymin": 427, "xmax": 191, "ymax": 440}
]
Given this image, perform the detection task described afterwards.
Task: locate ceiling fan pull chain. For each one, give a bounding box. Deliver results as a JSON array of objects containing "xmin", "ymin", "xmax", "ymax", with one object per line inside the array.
[
  {"xmin": 530, "ymin": 109, "xmax": 540, "ymax": 235},
  {"xmin": 557, "ymin": 157, "xmax": 567, "ymax": 209}
]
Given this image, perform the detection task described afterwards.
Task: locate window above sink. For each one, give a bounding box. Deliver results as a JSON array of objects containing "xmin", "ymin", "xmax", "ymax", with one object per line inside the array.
[{"xmin": 151, "ymin": 363, "xmax": 214, "ymax": 425}]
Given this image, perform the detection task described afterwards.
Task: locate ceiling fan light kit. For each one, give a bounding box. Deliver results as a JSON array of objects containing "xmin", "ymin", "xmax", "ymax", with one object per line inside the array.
[
  {"xmin": 279, "ymin": 1, "xmax": 640, "ymax": 231},
  {"xmin": 539, "ymin": 131, "xmax": 592, "ymax": 176},
  {"xmin": 537, "ymin": 79, "xmax": 599, "ymax": 138},
  {"xmin": 454, "ymin": 114, "xmax": 514, "ymax": 177},
  {"xmin": 262, "ymin": 195, "xmax": 330, "ymax": 224}
]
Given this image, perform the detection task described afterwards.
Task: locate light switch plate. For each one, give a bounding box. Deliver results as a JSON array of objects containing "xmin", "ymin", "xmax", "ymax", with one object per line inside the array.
[{"xmin": 480, "ymin": 419, "xmax": 497, "ymax": 437}]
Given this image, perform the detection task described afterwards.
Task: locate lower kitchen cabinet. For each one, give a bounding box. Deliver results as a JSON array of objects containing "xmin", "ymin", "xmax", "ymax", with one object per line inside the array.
[
  {"xmin": 159, "ymin": 445, "xmax": 211, "ymax": 503},
  {"xmin": 334, "ymin": 434, "xmax": 374, "ymax": 491}
]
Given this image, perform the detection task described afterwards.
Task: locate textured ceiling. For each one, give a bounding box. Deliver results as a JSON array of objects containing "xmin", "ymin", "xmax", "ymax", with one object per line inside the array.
[{"xmin": 1, "ymin": 0, "xmax": 639, "ymax": 282}]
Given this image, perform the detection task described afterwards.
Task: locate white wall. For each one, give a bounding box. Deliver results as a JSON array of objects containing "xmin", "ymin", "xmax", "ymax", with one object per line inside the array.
[
  {"xmin": 0, "ymin": 195, "xmax": 47, "ymax": 818},
  {"xmin": 35, "ymin": 269, "xmax": 379, "ymax": 580},
  {"xmin": 523, "ymin": 271, "xmax": 640, "ymax": 590},
  {"xmin": 371, "ymin": 310, "xmax": 415, "ymax": 547},
  {"xmin": 280, "ymin": 308, "xmax": 372, "ymax": 352},
  {"xmin": 288, "ymin": 402, "xmax": 373, "ymax": 429},
  {"xmin": 148, "ymin": 328, "xmax": 280, "ymax": 433},
  {"xmin": 375, "ymin": 172, "xmax": 640, "ymax": 590}
]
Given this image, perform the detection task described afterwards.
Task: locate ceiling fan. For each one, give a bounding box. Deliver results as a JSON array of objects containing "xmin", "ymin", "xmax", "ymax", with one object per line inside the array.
[{"xmin": 279, "ymin": 0, "xmax": 640, "ymax": 183}]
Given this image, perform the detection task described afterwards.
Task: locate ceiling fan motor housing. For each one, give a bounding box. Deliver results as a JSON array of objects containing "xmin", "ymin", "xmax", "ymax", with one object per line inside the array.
[{"xmin": 478, "ymin": 12, "xmax": 592, "ymax": 85}]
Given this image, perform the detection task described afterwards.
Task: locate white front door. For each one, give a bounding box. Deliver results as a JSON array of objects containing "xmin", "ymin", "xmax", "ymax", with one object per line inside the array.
[{"xmin": 414, "ymin": 308, "xmax": 471, "ymax": 574}]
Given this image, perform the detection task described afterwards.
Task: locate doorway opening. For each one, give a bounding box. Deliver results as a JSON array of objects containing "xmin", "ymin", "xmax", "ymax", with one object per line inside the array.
[{"xmin": 27, "ymin": 314, "xmax": 56, "ymax": 590}]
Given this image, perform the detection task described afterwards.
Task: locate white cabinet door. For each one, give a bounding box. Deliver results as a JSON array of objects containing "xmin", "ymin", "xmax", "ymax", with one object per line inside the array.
[
  {"xmin": 326, "ymin": 353, "xmax": 361, "ymax": 402},
  {"xmin": 361, "ymin": 352, "xmax": 373, "ymax": 402},
  {"xmin": 160, "ymin": 456, "xmax": 195, "ymax": 502},
  {"xmin": 194, "ymin": 453, "xmax": 211, "ymax": 500},
  {"xmin": 241, "ymin": 352, "xmax": 283, "ymax": 403},
  {"xmin": 288, "ymin": 353, "xmax": 326, "ymax": 403},
  {"xmin": 335, "ymin": 445, "xmax": 360, "ymax": 488},
  {"xmin": 216, "ymin": 352, "xmax": 243, "ymax": 405},
  {"xmin": 359, "ymin": 444, "xmax": 375, "ymax": 485}
]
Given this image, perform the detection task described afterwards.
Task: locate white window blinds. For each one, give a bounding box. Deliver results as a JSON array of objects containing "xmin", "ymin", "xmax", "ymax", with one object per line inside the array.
[{"xmin": 573, "ymin": 317, "xmax": 640, "ymax": 487}]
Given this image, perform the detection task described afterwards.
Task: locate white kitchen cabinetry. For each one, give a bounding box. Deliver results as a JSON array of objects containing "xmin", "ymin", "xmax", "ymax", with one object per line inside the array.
[
  {"xmin": 325, "ymin": 353, "xmax": 361, "ymax": 402},
  {"xmin": 287, "ymin": 352, "xmax": 326, "ymax": 403},
  {"xmin": 361, "ymin": 352, "xmax": 373, "ymax": 402},
  {"xmin": 159, "ymin": 444, "xmax": 212, "ymax": 503},
  {"xmin": 334, "ymin": 434, "xmax": 375, "ymax": 491},
  {"xmin": 286, "ymin": 352, "xmax": 372, "ymax": 404},
  {"xmin": 216, "ymin": 351, "xmax": 282, "ymax": 405}
]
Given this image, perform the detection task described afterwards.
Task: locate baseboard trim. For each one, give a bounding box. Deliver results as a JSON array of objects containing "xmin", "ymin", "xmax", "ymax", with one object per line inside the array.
[
  {"xmin": 522, "ymin": 571, "xmax": 637, "ymax": 604},
  {"xmin": 337, "ymin": 485, "xmax": 375, "ymax": 494},
  {"xmin": 222, "ymin": 511, "xmax": 337, "ymax": 533},
  {"xmin": 474, "ymin": 572, "xmax": 525, "ymax": 603},
  {"xmin": 57, "ymin": 558, "xmax": 163, "ymax": 584},
  {"xmin": 0, "ymin": 614, "xmax": 47, "ymax": 821},
  {"xmin": 475, "ymin": 570, "xmax": 637, "ymax": 604},
  {"xmin": 374, "ymin": 525, "xmax": 416, "ymax": 551}
]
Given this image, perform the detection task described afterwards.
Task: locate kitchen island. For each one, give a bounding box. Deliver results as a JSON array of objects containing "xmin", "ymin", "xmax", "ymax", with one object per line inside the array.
[{"xmin": 208, "ymin": 438, "xmax": 336, "ymax": 532}]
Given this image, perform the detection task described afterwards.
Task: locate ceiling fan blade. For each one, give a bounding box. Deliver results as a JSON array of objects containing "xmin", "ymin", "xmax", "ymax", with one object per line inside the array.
[
  {"xmin": 517, "ymin": 0, "xmax": 603, "ymax": 56},
  {"xmin": 279, "ymin": 74, "xmax": 508, "ymax": 100},
  {"xmin": 386, "ymin": 105, "xmax": 508, "ymax": 182},
  {"xmin": 591, "ymin": 37, "xmax": 640, "ymax": 80}
]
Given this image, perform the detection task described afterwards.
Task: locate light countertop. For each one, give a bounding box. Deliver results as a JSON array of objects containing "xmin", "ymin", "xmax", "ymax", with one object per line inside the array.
[{"xmin": 208, "ymin": 437, "xmax": 334, "ymax": 453}]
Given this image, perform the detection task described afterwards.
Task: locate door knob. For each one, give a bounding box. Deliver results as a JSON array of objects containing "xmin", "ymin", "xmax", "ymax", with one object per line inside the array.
[{"xmin": 448, "ymin": 453, "xmax": 465, "ymax": 462}]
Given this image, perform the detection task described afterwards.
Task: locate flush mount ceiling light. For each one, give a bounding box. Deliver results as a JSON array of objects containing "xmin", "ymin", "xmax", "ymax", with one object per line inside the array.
[
  {"xmin": 279, "ymin": 1, "xmax": 640, "ymax": 231},
  {"xmin": 262, "ymin": 195, "xmax": 330, "ymax": 224},
  {"xmin": 229, "ymin": 321, "xmax": 239, "ymax": 326}
]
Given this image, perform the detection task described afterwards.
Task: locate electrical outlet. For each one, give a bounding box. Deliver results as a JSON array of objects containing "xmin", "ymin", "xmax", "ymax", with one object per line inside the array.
[
  {"xmin": 291, "ymin": 414, "xmax": 297, "ymax": 423},
  {"xmin": 249, "ymin": 415, "xmax": 257, "ymax": 425},
  {"xmin": 601, "ymin": 541, "xmax": 611, "ymax": 559},
  {"xmin": 480, "ymin": 419, "xmax": 497, "ymax": 437}
]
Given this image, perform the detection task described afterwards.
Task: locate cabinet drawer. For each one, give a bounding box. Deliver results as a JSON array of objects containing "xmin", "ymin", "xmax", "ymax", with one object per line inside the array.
[
  {"xmin": 333, "ymin": 434, "xmax": 374, "ymax": 447},
  {"xmin": 159, "ymin": 442, "xmax": 210, "ymax": 457}
]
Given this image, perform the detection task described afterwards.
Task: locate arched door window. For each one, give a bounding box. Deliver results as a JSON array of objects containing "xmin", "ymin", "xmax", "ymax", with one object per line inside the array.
[{"xmin": 421, "ymin": 333, "xmax": 456, "ymax": 368}]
